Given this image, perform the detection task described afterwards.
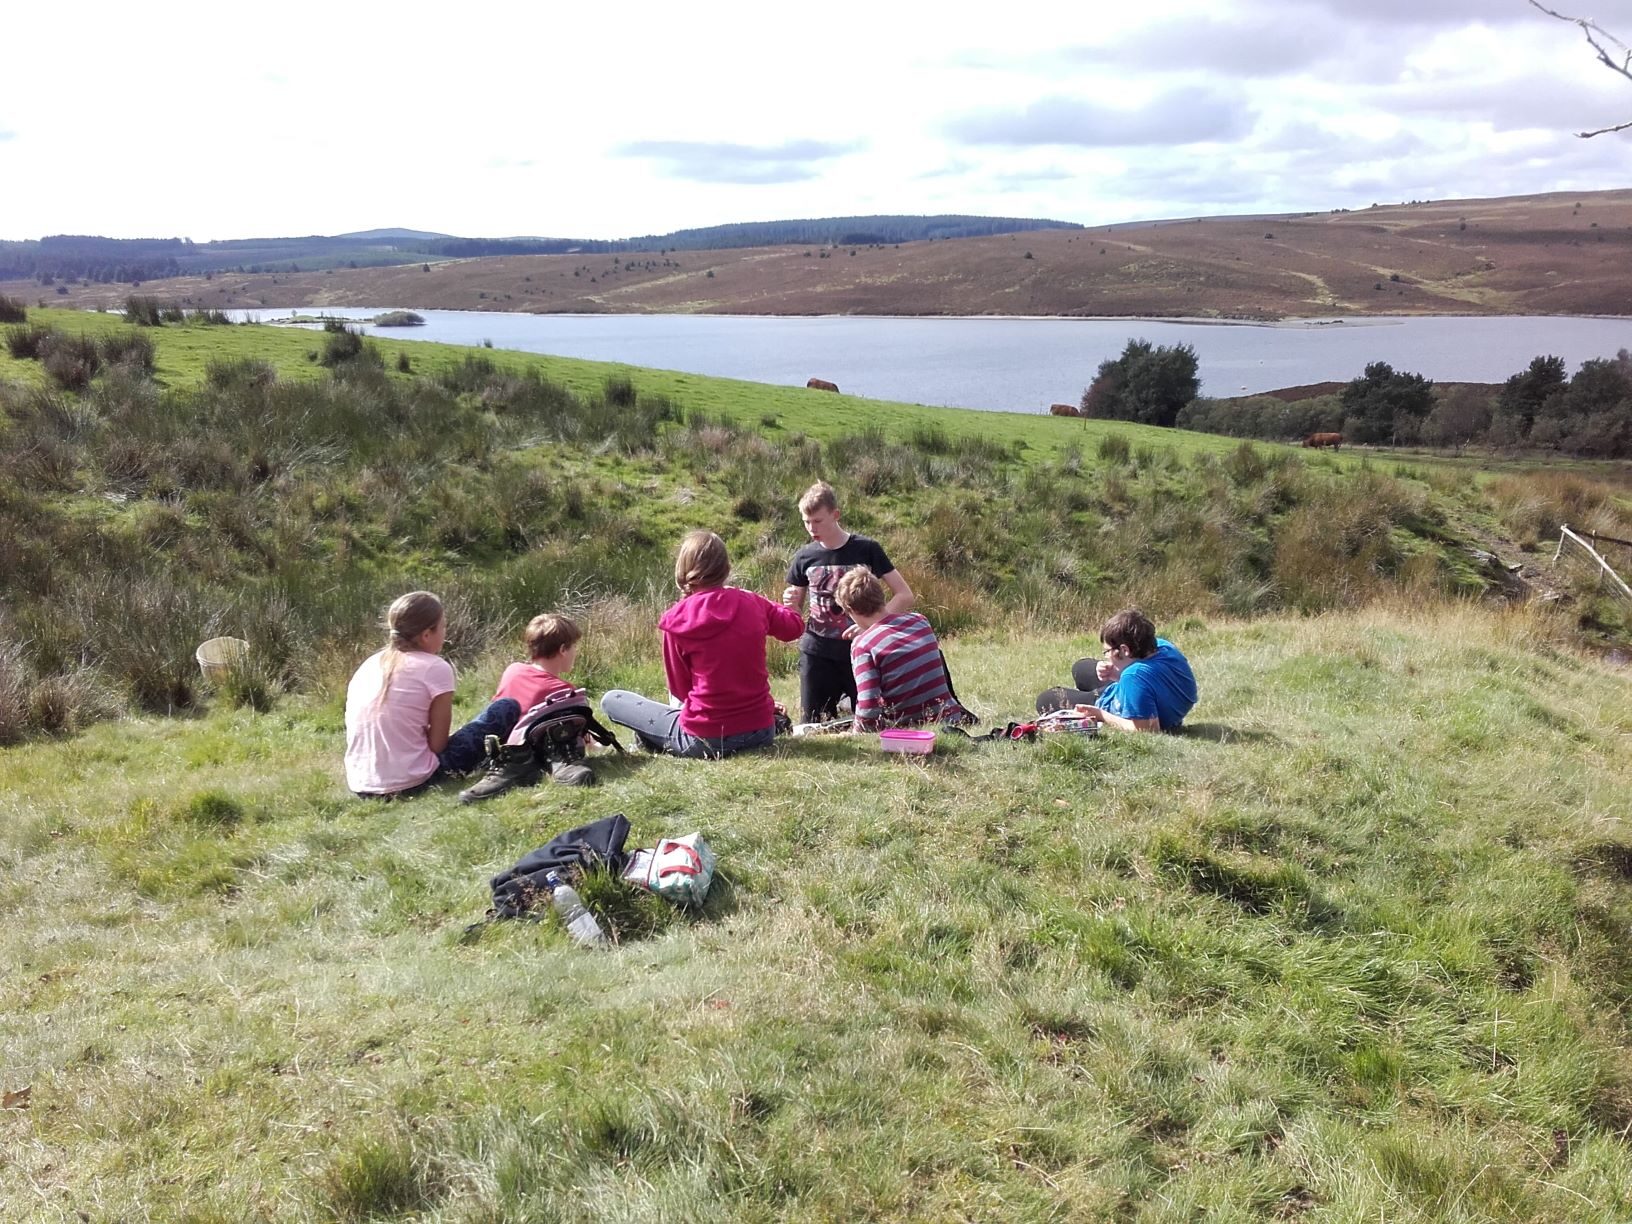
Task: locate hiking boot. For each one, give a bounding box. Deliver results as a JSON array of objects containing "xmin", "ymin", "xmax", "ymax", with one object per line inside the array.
[
  {"xmin": 459, "ymin": 744, "xmax": 543, "ymax": 803},
  {"xmin": 550, "ymin": 762, "xmax": 597, "ymax": 787}
]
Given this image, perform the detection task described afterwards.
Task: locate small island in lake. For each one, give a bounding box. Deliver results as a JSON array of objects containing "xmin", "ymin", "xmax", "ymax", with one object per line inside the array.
[{"xmin": 372, "ymin": 310, "xmax": 425, "ymax": 327}]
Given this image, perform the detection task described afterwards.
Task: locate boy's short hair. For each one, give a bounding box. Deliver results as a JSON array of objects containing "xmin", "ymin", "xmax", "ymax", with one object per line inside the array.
[
  {"xmin": 1100, "ymin": 608, "xmax": 1157, "ymax": 658},
  {"xmin": 834, "ymin": 566, "xmax": 886, "ymax": 617},
  {"xmin": 525, "ymin": 613, "xmax": 582, "ymax": 660},
  {"xmin": 674, "ymin": 529, "xmax": 730, "ymax": 593},
  {"xmin": 798, "ymin": 480, "xmax": 840, "ymax": 516}
]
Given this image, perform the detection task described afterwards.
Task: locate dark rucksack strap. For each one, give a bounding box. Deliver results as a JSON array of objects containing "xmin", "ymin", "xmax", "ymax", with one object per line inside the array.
[{"xmin": 582, "ymin": 712, "xmax": 626, "ymax": 755}]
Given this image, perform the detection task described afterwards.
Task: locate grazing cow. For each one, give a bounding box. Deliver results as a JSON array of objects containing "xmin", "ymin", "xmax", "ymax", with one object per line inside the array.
[
  {"xmin": 806, "ymin": 377, "xmax": 839, "ymax": 393},
  {"xmin": 1302, "ymin": 432, "xmax": 1343, "ymax": 450},
  {"xmin": 1050, "ymin": 403, "xmax": 1080, "ymax": 417}
]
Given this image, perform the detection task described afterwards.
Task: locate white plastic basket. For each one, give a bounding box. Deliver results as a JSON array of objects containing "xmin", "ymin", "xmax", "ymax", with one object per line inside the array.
[{"xmin": 195, "ymin": 636, "xmax": 249, "ymax": 684}]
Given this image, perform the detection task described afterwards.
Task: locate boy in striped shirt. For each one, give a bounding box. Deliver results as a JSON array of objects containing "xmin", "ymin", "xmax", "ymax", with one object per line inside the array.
[{"xmin": 833, "ymin": 567, "xmax": 972, "ymax": 733}]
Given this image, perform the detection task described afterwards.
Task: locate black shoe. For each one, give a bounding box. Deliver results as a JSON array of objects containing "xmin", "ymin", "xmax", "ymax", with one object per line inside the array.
[{"xmin": 459, "ymin": 744, "xmax": 544, "ymax": 803}]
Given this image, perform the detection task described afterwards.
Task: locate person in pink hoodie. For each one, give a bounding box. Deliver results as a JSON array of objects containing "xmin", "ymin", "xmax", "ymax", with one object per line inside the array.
[{"xmin": 601, "ymin": 530, "xmax": 804, "ymax": 758}]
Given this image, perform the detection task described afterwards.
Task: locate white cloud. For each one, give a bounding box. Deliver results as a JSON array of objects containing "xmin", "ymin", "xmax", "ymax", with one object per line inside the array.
[{"xmin": 0, "ymin": 0, "xmax": 1624, "ymax": 239}]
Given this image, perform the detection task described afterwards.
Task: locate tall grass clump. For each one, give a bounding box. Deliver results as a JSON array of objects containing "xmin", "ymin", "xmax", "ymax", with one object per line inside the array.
[
  {"xmin": 319, "ymin": 325, "xmax": 369, "ymax": 367},
  {"xmin": 123, "ymin": 295, "xmax": 168, "ymax": 327},
  {"xmin": 97, "ymin": 329, "xmax": 156, "ymax": 375},
  {"xmin": 1097, "ymin": 432, "xmax": 1132, "ymax": 464},
  {"xmin": 1488, "ymin": 470, "xmax": 1630, "ymax": 549},
  {"xmin": 5, "ymin": 322, "xmax": 56, "ymax": 359},
  {"xmin": 40, "ymin": 331, "xmax": 102, "ymax": 391},
  {"xmin": 0, "ymin": 293, "xmax": 27, "ymax": 323},
  {"xmin": 205, "ymin": 356, "xmax": 277, "ymax": 391}
]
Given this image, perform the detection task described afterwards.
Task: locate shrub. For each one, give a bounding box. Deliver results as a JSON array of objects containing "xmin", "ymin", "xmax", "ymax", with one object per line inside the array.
[
  {"xmin": 123, "ymin": 295, "xmax": 167, "ymax": 326},
  {"xmin": 40, "ymin": 333, "xmax": 102, "ymax": 391},
  {"xmin": 4, "ymin": 323, "xmax": 55, "ymax": 359},
  {"xmin": 1080, "ymin": 339, "xmax": 1199, "ymax": 427},
  {"xmin": 319, "ymin": 326, "xmax": 366, "ymax": 366},
  {"xmin": 0, "ymin": 294, "xmax": 26, "ymax": 324},
  {"xmin": 205, "ymin": 356, "xmax": 277, "ymax": 391},
  {"xmin": 1096, "ymin": 432, "xmax": 1131, "ymax": 464},
  {"xmin": 604, "ymin": 374, "xmax": 637, "ymax": 408},
  {"xmin": 97, "ymin": 330, "xmax": 156, "ymax": 375},
  {"xmin": 395, "ymin": 350, "xmax": 412, "ymax": 373}
]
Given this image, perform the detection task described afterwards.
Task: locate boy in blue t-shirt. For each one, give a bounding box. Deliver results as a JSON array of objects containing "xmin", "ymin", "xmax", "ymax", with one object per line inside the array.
[{"xmin": 1036, "ymin": 608, "xmax": 1197, "ymax": 733}]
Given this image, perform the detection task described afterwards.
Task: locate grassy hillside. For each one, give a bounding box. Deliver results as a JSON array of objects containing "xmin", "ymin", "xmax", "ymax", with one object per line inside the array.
[
  {"xmin": 14, "ymin": 189, "xmax": 1632, "ymax": 321},
  {"xmin": 2, "ymin": 310, "xmax": 1631, "ymax": 1216},
  {"xmin": 3, "ymin": 607, "xmax": 1630, "ymax": 1219}
]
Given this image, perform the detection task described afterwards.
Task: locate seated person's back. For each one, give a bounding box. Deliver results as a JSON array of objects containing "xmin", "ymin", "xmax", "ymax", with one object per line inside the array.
[{"xmin": 836, "ymin": 568, "xmax": 970, "ymax": 732}]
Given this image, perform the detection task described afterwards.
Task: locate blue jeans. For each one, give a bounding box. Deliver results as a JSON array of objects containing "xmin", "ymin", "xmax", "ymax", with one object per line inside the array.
[
  {"xmin": 438, "ymin": 697, "xmax": 521, "ymax": 774},
  {"xmin": 600, "ymin": 690, "xmax": 774, "ymax": 759}
]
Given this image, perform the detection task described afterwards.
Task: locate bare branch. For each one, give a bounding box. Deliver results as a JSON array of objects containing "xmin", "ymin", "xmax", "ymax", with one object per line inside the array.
[{"xmin": 1528, "ymin": 1, "xmax": 1632, "ymax": 135}]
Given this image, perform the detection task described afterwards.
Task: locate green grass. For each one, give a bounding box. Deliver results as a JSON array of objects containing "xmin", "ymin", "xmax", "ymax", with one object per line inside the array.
[
  {"xmin": 2, "ymin": 605, "xmax": 1630, "ymax": 1219},
  {"xmin": 0, "ymin": 308, "xmax": 1291, "ymax": 463}
]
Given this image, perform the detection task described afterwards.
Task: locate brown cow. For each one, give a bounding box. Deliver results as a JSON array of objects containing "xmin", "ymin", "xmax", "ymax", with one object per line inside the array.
[
  {"xmin": 806, "ymin": 378, "xmax": 839, "ymax": 393},
  {"xmin": 1050, "ymin": 403, "xmax": 1080, "ymax": 417},
  {"xmin": 1302, "ymin": 432, "xmax": 1343, "ymax": 450}
]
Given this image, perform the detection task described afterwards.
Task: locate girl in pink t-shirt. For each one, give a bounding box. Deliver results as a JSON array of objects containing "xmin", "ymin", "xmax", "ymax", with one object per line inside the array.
[{"xmin": 343, "ymin": 592, "xmax": 521, "ymax": 797}]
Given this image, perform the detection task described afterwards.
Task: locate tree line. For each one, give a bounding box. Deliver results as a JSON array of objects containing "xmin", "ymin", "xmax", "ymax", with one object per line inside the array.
[{"xmin": 1081, "ymin": 340, "xmax": 1632, "ymax": 458}]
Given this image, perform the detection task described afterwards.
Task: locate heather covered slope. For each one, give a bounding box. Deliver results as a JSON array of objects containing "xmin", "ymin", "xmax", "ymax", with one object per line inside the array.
[{"xmin": 16, "ymin": 189, "xmax": 1632, "ymax": 320}]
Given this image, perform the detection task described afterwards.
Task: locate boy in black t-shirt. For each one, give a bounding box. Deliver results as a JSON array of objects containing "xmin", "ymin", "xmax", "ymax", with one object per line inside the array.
[{"xmin": 782, "ymin": 480, "xmax": 915, "ymax": 722}]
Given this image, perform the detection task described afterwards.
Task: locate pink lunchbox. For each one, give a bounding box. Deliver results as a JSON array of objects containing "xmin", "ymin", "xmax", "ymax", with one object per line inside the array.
[{"xmin": 879, "ymin": 728, "xmax": 936, "ymax": 755}]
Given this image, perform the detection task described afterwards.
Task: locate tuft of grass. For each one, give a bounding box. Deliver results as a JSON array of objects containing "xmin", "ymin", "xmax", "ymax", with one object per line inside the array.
[{"xmin": 318, "ymin": 1129, "xmax": 428, "ymax": 1220}]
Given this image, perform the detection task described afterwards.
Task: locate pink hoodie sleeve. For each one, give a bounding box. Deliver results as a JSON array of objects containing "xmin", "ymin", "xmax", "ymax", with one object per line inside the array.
[
  {"xmin": 662, "ymin": 631, "xmax": 693, "ymax": 701},
  {"xmin": 765, "ymin": 596, "xmax": 804, "ymax": 643}
]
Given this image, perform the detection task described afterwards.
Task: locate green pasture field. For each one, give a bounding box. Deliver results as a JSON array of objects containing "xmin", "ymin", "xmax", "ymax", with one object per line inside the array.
[
  {"xmin": 2, "ymin": 605, "xmax": 1630, "ymax": 1220},
  {"xmin": 0, "ymin": 308, "xmax": 1304, "ymax": 463}
]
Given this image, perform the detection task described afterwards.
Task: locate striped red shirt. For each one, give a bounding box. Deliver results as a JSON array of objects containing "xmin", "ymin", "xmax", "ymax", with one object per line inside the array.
[{"xmin": 849, "ymin": 612, "xmax": 968, "ymax": 731}]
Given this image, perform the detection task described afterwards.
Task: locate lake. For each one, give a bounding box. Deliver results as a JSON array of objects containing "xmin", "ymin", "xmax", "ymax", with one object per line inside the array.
[{"xmin": 246, "ymin": 308, "xmax": 1632, "ymax": 413}]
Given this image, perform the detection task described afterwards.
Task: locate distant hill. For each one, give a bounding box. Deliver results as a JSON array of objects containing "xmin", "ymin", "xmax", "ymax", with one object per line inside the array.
[
  {"xmin": 624, "ymin": 214, "xmax": 1083, "ymax": 250},
  {"xmin": 334, "ymin": 227, "xmax": 455, "ymax": 242},
  {"xmin": 0, "ymin": 215, "xmax": 1081, "ymax": 283},
  {"xmin": 11, "ymin": 191, "xmax": 1632, "ymax": 319}
]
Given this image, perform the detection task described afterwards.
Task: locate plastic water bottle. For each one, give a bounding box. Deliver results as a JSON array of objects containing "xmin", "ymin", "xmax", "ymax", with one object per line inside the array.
[{"xmin": 545, "ymin": 871, "xmax": 608, "ymax": 947}]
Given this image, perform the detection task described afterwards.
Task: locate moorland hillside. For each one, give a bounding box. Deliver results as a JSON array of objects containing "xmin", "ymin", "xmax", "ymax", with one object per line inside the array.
[{"xmin": 12, "ymin": 189, "xmax": 1632, "ymax": 320}]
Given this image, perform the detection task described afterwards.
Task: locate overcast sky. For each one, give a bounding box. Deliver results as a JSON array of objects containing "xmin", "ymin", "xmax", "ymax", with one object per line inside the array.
[{"xmin": 3, "ymin": 0, "xmax": 1629, "ymax": 241}]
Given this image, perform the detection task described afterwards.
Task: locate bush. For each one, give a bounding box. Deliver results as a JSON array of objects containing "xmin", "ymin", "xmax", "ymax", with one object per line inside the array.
[
  {"xmin": 205, "ymin": 356, "xmax": 277, "ymax": 391},
  {"xmin": 123, "ymin": 295, "xmax": 167, "ymax": 327},
  {"xmin": 320, "ymin": 326, "xmax": 367, "ymax": 367},
  {"xmin": 98, "ymin": 330, "xmax": 156, "ymax": 375},
  {"xmin": 40, "ymin": 333, "xmax": 102, "ymax": 391},
  {"xmin": 1096, "ymin": 433, "xmax": 1132, "ymax": 464},
  {"xmin": 0, "ymin": 294, "xmax": 26, "ymax": 324},
  {"xmin": 1080, "ymin": 339, "xmax": 1199, "ymax": 427},
  {"xmin": 4, "ymin": 323, "xmax": 55, "ymax": 359},
  {"xmin": 1341, "ymin": 361, "xmax": 1434, "ymax": 445}
]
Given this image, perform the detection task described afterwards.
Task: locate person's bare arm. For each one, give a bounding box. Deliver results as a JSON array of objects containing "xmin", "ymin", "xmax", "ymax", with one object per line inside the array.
[
  {"xmin": 1075, "ymin": 703, "xmax": 1159, "ymax": 734},
  {"xmin": 425, "ymin": 691, "xmax": 454, "ymax": 752},
  {"xmin": 881, "ymin": 569, "xmax": 914, "ymax": 615},
  {"xmin": 782, "ymin": 584, "xmax": 808, "ymax": 611}
]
